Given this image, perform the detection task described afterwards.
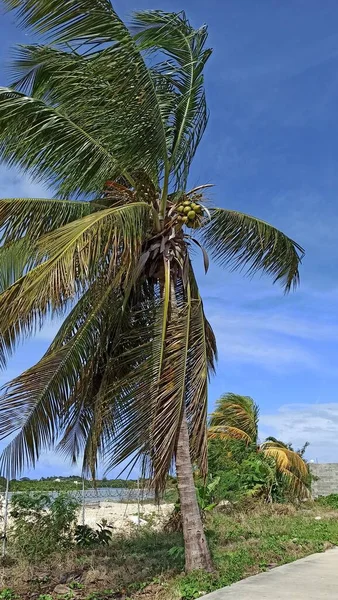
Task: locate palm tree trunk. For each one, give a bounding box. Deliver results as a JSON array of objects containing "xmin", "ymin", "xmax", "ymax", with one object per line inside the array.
[{"xmin": 176, "ymin": 406, "xmax": 213, "ymax": 572}]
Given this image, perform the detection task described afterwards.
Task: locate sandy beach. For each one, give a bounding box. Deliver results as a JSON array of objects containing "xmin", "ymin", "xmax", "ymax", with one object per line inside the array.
[
  {"xmin": 0, "ymin": 498, "xmax": 174, "ymax": 535},
  {"xmin": 79, "ymin": 500, "xmax": 173, "ymax": 531}
]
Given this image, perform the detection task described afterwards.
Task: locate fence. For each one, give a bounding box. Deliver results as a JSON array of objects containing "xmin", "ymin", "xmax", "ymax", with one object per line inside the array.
[{"xmin": 0, "ymin": 479, "xmax": 157, "ymax": 557}]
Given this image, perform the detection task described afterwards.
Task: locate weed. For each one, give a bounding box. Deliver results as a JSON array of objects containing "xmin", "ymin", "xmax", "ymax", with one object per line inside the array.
[
  {"xmin": 178, "ymin": 571, "xmax": 217, "ymax": 600},
  {"xmin": 74, "ymin": 523, "xmax": 113, "ymax": 548},
  {"xmin": 2, "ymin": 505, "xmax": 338, "ymax": 600},
  {"xmin": 69, "ymin": 582, "xmax": 84, "ymax": 590},
  {"xmin": 0, "ymin": 590, "xmax": 18, "ymax": 600},
  {"xmin": 10, "ymin": 492, "xmax": 79, "ymax": 561},
  {"xmin": 316, "ymin": 494, "xmax": 338, "ymax": 509},
  {"xmin": 168, "ymin": 546, "xmax": 185, "ymax": 560}
]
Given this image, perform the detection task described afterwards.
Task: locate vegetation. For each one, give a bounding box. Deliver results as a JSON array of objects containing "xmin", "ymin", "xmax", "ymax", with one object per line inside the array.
[
  {"xmin": 8, "ymin": 492, "xmax": 116, "ymax": 560},
  {"xmin": 209, "ymin": 393, "xmax": 310, "ymax": 501},
  {"xmin": 9, "ymin": 492, "xmax": 79, "ymax": 560},
  {"xmin": 1, "ymin": 502, "xmax": 337, "ymax": 600},
  {"xmin": 0, "ymin": 478, "xmax": 138, "ymax": 492},
  {"xmin": 74, "ymin": 523, "xmax": 113, "ymax": 548},
  {"xmin": 0, "ymin": 1, "xmax": 303, "ymax": 571},
  {"xmin": 315, "ymin": 494, "xmax": 338, "ymax": 510}
]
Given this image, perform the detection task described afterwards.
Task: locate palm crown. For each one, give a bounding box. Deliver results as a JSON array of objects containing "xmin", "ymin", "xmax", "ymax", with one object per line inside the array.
[
  {"xmin": 0, "ymin": 1, "xmax": 304, "ymax": 494},
  {"xmin": 209, "ymin": 393, "xmax": 310, "ymax": 497}
]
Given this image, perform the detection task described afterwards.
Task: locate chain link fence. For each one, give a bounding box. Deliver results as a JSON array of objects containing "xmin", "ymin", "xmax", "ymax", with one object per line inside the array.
[{"xmin": 0, "ymin": 479, "xmax": 159, "ymax": 557}]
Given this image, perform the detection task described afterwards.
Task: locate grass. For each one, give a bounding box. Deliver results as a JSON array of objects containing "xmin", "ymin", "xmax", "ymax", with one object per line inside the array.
[{"xmin": 1, "ymin": 502, "xmax": 338, "ymax": 600}]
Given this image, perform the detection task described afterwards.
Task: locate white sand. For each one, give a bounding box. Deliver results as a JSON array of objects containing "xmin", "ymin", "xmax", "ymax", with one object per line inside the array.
[
  {"xmin": 0, "ymin": 500, "xmax": 174, "ymax": 535},
  {"xmin": 77, "ymin": 501, "xmax": 173, "ymax": 532}
]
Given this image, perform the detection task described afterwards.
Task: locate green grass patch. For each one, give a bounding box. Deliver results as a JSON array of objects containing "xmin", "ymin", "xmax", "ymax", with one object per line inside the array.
[{"xmin": 1, "ymin": 504, "xmax": 338, "ymax": 600}]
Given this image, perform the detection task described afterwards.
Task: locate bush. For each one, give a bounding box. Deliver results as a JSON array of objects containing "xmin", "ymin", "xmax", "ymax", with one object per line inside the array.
[
  {"xmin": 74, "ymin": 522, "xmax": 113, "ymax": 547},
  {"xmin": 316, "ymin": 494, "xmax": 338, "ymax": 509},
  {"xmin": 9, "ymin": 492, "xmax": 79, "ymax": 560},
  {"xmin": 207, "ymin": 438, "xmax": 272, "ymax": 502},
  {"xmin": 207, "ymin": 438, "xmax": 308, "ymax": 504}
]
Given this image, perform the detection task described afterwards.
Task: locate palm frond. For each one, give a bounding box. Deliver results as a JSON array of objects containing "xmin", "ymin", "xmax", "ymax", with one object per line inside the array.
[
  {"xmin": 0, "ymin": 239, "xmax": 37, "ymax": 292},
  {"xmin": 189, "ymin": 263, "xmax": 217, "ymax": 373},
  {"xmin": 55, "ymin": 280, "xmax": 156, "ymax": 476},
  {"xmin": 102, "ymin": 283, "xmax": 186, "ymax": 489},
  {"xmin": 209, "ymin": 393, "xmax": 259, "ymax": 445},
  {"xmin": 202, "ymin": 208, "xmax": 304, "ymax": 292},
  {"xmin": 0, "ymin": 202, "xmax": 151, "ymax": 367},
  {"xmin": 208, "ymin": 426, "xmax": 253, "ymax": 445},
  {"xmin": 3, "ymin": 0, "xmax": 130, "ymax": 43},
  {"xmin": 0, "ymin": 88, "xmax": 122, "ymax": 195},
  {"xmin": 261, "ymin": 439, "xmax": 309, "ymax": 479},
  {"xmin": 80, "ymin": 288, "xmax": 159, "ymax": 477},
  {"xmin": 185, "ymin": 296, "xmax": 216, "ymax": 476},
  {"xmin": 57, "ymin": 356, "xmax": 120, "ymax": 478},
  {"xmin": 261, "ymin": 439, "xmax": 310, "ymax": 498},
  {"xmin": 10, "ymin": 43, "xmax": 169, "ymax": 193},
  {"xmin": 0, "ymin": 197, "xmax": 96, "ymax": 244},
  {"xmin": 133, "ymin": 10, "xmax": 212, "ymax": 189},
  {"xmin": 2, "ymin": 1, "xmax": 172, "ymax": 192},
  {"xmin": 103, "ymin": 274, "xmax": 216, "ymax": 493},
  {"xmin": 205, "ymin": 317, "xmax": 218, "ymax": 372},
  {"xmin": 0, "ymin": 278, "xmax": 124, "ymax": 478}
]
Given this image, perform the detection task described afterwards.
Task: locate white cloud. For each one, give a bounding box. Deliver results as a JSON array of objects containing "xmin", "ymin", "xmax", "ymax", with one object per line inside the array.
[
  {"xmin": 206, "ymin": 306, "xmax": 337, "ymax": 372},
  {"xmin": 213, "ymin": 310, "xmax": 338, "ymax": 342},
  {"xmin": 260, "ymin": 403, "xmax": 338, "ymax": 462}
]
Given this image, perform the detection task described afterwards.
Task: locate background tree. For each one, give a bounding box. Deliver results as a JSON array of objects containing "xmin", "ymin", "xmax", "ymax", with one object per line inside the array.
[
  {"xmin": 0, "ymin": 1, "xmax": 303, "ymax": 571},
  {"xmin": 209, "ymin": 393, "xmax": 310, "ymax": 500}
]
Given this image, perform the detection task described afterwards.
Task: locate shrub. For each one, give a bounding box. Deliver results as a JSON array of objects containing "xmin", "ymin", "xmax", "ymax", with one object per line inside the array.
[
  {"xmin": 207, "ymin": 438, "xmax": 270, "ymax": 502},
  {"xmin": 316, "ymin": 494, "xmax": 338, "ymax": 509},
  {"xmin": 74, "ymin": 522, "xmax": 113, "ymax": 547},
  {"xmin": 9, "ymin": 492, "xmax": 79, "ymax": 560}
]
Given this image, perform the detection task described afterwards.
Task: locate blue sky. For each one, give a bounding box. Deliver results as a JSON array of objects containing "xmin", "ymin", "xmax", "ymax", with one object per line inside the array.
[{"xmin": 1, "ymin": 0, "xmax": 338, "ymax": 476}]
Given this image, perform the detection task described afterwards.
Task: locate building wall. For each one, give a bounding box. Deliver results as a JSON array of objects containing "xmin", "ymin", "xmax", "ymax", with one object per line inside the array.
[{"xmin": 310, "ymin": 463, "xmax": 338, "ymax": 498}]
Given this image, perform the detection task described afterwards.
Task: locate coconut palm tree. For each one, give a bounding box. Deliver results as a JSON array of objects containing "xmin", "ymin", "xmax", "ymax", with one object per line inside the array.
[
  {"xmin": 0, "ymin": 1, "xmax": 304, "ymax": 571},
  {"xmin": 209, "ymin": 393, "xmax": 310, "ymax": 499}
]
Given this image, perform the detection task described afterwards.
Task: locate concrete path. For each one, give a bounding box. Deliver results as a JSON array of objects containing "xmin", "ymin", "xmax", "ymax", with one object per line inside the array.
[{"xmin": 202, "ymin": 548, "xmax": 338, "ymax": 600}]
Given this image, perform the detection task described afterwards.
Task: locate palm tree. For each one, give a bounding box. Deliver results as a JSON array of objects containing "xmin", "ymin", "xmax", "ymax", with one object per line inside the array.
[
  {"xmin": 0, "ymin": 1, "xmax": 304, "ymax": 571},
  {"xmin": 209, "ymin": 393, "xmax": 310, "ymax": 499}
]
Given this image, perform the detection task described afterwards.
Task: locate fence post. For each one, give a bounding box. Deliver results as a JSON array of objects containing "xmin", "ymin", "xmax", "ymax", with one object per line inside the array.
[
  {"xmin": 137, "ymin": 478, "xmax": 140, "ymax": 528},
  {"xmin": 81, "ymin": 478, "xmax": 85, "ymax": 526},
  {"xmin": 2, "ymin": 478, "xmax": 9, "ymax": 558}
]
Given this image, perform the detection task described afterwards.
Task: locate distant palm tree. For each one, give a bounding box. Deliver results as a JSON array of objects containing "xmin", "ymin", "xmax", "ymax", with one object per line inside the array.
[
  {"xmin": 0, "ymin": 1, "xmax": 303, "ymax": 571},
  {"xmin": 209, "ymin": 393, "xmax": 310, "ymax": 498}
]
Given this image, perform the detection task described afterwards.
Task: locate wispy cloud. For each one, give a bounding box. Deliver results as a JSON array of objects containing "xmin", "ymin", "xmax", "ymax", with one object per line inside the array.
[
  {"xmin": 205, "ymin": 301, "xmax": 338, "ymax": 373},
  {"xmin": 260, "ymin": 403, "xmax": 338, "ymax": 462}
]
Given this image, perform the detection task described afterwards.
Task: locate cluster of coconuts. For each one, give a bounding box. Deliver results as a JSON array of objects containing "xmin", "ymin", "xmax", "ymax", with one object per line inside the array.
[{"xmin": 176, "ymin": 197, "xmax": 203, "ymax": 228}]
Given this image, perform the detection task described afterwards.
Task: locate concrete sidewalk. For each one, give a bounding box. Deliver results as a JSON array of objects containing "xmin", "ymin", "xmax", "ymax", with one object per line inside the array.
[{"xmin": 202, "ymin": 548, "xmax": 338, "ymax": 600}]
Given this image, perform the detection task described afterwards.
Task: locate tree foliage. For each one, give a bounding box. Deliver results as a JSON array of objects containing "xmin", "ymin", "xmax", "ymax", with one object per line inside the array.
[
  {"xmin": 209, "ymin": 393, "xmax": 310, "ymax": 500},
  {"xmin": 0, "ymin": 2, "xmax": 304, "ymax": 497}
]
